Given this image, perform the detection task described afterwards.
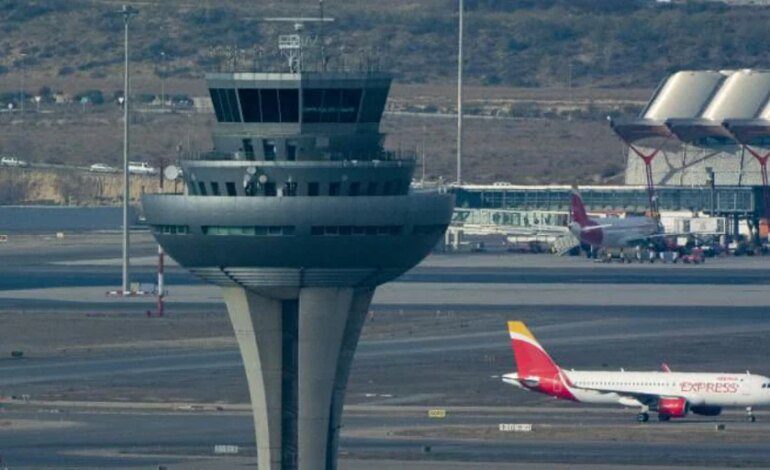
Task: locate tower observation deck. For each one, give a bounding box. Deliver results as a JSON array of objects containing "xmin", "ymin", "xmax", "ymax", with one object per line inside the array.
[{"xmin": 141, "ymin": 19, "xmax": 454, "ymax": 470}]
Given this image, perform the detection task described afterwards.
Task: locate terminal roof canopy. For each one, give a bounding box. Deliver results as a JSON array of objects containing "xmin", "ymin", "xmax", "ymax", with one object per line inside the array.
[
  {"xmin": 668, "ymin": 70, "xmax": 770, "ymax": 144},
  {"xmin": 611, "ymin": 71, "xmax": 726, "ymax": 144},
  {"xmin": 613, "ymin": 69, "xmax": 770, "ymax": 147},
  {"xmin": 723, "ymin": 78, "xmax": 770, "ymax": 146}
]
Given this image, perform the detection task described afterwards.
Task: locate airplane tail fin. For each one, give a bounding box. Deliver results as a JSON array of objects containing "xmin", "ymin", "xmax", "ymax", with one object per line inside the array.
[
  {"xmin": 570, "ymin": 190, "xmax": 590, "ymax": 228},
  {"xmin": 508, "ymin": 321, "xmax": 560, "ymax": 377}
]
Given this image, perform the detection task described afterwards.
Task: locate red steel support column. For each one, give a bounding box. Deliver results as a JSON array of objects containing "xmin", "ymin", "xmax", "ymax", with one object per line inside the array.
[
  {"xmin": 744, "ymin": 145, "xmax": 770, "ymax": 220},
  {"xmin": 157, "ymin": 244, "xmax": 165, "ymax": 317},
  {"xmin": 629, "ymin": 144, "xmax": 662, "ymax": 217}
]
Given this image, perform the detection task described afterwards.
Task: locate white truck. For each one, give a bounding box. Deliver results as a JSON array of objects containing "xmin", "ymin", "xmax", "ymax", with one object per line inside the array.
[
  {"xmin": 128, "ymin": 161, "xmax": 158, "ymax": 175},
  {"xmin": 0, "ymin": 156, "xmax": 30, "ymax": 168}
]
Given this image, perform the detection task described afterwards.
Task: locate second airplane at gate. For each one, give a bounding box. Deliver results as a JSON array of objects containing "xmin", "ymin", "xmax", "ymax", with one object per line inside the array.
[
  {"xmin": 568, "ymin": 190, "xmax": 662, "ymax": 249},
  {"xmin": 502, "ymin": 321, "xmax": 770, "ymax": 422}
]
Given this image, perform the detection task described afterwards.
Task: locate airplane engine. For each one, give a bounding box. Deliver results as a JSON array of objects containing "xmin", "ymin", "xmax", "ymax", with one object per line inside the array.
[
  {"xmin": 690, "ymin": 405, "xmax": 722, "ymax": 416},
  {"xmin": 657, "ymin": 397, "xmax": 689, "ymax": 417}
]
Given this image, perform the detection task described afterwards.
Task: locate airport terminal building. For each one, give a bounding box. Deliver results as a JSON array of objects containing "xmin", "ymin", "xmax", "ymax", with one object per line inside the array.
[{"xmin": 451, "ymin": 70, "xmax": 770, "ymax": 245}]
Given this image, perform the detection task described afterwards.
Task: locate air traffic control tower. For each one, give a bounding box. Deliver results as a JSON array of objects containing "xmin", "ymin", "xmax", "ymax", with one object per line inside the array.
[{"xmin": 142, "ymin": 21, "xmax": 453, "ymax": 470}]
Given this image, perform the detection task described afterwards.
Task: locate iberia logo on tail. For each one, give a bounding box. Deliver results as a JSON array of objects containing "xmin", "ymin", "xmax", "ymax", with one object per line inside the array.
[{"xmin": 507, "ymin": 321, "xmax": 577, "ymax": 401}]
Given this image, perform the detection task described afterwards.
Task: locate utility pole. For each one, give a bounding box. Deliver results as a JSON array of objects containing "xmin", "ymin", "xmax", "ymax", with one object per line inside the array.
[
  {"xmin": 456, "ymin": 0, "xmax": 464, "ymax": 185},
  {"xmin": 121, "ymin": 4, "xmax": 139, "ymax": 295}
]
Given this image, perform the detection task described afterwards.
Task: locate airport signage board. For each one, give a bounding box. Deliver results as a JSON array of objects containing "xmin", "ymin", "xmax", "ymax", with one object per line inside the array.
[
  {"xmin": 499, "ymin": 423, "xmax": 532, "ymax": 432},
  {"xmin": 214, "ymin": 445, "xmax": 239, "ymax": 454},
  {"xmin": 428, "ymin": 409, "xmax": 447, "ymax": 418}
]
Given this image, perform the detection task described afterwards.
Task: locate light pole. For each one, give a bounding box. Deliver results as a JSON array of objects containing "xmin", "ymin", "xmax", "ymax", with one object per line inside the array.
[
  {"xmin": 706, "ymin": 166, "xmax": 716, "ymax": 217},
  {"xmin": 456, "ymin": 0, "xmax": 464, "ymax": 185},
  {"xmin": 160, "ymin": 51, "xmax": 166, "ymax": 111},
  {"xmin": 19, "ymin": 52, "xmax": 26, "ymax": 122},
  {"xmin": 121, "ymin": 4, "xmax": 139, "ymax": 295}
]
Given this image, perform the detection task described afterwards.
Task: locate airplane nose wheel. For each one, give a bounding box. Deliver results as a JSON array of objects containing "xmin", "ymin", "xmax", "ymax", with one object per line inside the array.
[
  {"xmin": 636, "ymin": 412, "xmax": 649, "ymax": 423},
  {"xmin": 746, "ymin": 407, "xmax": 756, "ymax": 423},
  {"xmin": 657, "ymin": 414, "xmax": 671, "ymax": 422}
]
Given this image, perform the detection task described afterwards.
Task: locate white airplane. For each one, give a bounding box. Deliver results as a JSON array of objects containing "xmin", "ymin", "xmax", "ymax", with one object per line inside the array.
[
  {"xmin": 569, "ymin": 190, "xmax": 662, "ymax": 250},
  {"xmin": 502, "ymin": 321, "xmax": 770, "ymax": 422}
]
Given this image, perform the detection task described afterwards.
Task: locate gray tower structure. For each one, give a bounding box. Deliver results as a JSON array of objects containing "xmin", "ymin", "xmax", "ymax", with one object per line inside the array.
[{"xmin": 142, "ymin": 41, "xmax": 453, "ymax": 469}]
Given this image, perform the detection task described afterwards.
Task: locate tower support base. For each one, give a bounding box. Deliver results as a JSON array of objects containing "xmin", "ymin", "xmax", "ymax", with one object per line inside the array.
[{"xmin": 222, "ymin": 285, "xmax": 374, "ymax": 470}]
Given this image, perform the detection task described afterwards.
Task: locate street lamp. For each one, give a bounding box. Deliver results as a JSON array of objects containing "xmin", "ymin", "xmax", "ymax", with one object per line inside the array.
[
  {"xmin": 456, "ymin": 0, "xmax": 464, "ymax": 185},
  {"xmin": 705, "ymin": 166, "xmax": 715, "ymax": 217},
  {"xmin": 120, "ymin": 4, "xmax": 139, "ymax": 295},
  {"xmin": 160, "ymin": 51, "xmax": 166, "ymax": 111},
  {"xmin": 19, "ymin": 52, "xmax": 26, "ymax": 122}
]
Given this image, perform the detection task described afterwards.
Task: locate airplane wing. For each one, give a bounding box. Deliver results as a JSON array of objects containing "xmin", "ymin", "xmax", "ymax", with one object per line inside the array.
[{"xmin": 578, "ymin": 386, "xmax": 661, "ymax": 406}]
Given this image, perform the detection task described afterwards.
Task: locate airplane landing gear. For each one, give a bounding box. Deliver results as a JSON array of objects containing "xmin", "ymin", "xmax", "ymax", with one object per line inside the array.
[
  {"xmin": 636, "ymin": 412, "xmax": 649, "ymax": 423},
  {"xmin": 746, "ymin": 407, "xmax": 756, "ymax": 423},
  {"xmin": 657, "ymin": 413, "xmax": 671, "ymax": 422}
]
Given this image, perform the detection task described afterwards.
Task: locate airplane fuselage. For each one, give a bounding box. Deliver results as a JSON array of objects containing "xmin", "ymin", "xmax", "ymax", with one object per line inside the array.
[
  {"xmin": 569, "ymin": 216, "xmax": 661, "ymax": 249},
  {"xmin": 504, "ymin": 370, "xmax": 770, "ymax": 408}
]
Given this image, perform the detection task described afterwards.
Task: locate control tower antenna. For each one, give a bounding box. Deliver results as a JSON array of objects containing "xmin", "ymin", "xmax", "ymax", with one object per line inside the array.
[{"xmin": 261, "ymin": 13, "xmax": 335, "ymax": 73}]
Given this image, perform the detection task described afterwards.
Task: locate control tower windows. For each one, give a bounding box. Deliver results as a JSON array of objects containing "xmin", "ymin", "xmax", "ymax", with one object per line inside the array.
[
  {"xmin": 242, "ymin": 139, "xmax": 255, "ymax": 160},
  {"xmin": 279, "ymin": 89, "xmax": 300, "ymax": 122},
  {"xmin": 340, "ymin": 89, "xmax": 363, "ymax": 123},
  {"xmin": 202, "ymin": 225, "xmax": 295, "ymax": 236},
  {"xmin": 287, "ymin": 142, "xmax": 297, "ymax": 161},
  {"xmin": 329, "ymin": 182, "xmax": 341, "ymax": 196},
  {"xmin": 226, "ymin": 182, "xmax": 237, "ymax": 197},
  {"xmin": 238, "ymin": 88, "xmax": 300, "ymax": 123},
  {"xmin": 308, "ymin": 182, "xmax": 320, "ymax": 197},
  {"xmin": 198, "ymin": 182, "xmax": 207, "ymax": 196},
  {"xmin": 303, "ymin": 89, "xmax": 323, "ymax": 123},
  {"xmin": 321, "ymin": 89, "xmax": 342, "ymax": 123},
  {"xmin": 310, "ymin": 225, "xmax": 404, "ymax": 236},
  {"xmin": 383, "ymin": 181, "xmax": 393, "ymax": 196},
  {"xmin": 284, "ymin": 181, "xmax": 298, "ymax": 197},
  {"xmin": 154, "ymin": 225, "xmax": 189, "ymax": 235},
  {"xmin": 263, "ymin": 140, "xmax": 277, "ymax": 161},
  {"xmin": 211, "ymin": 182, "xmax": 221, "ymax": 196},
  {"xmin": 348, "ymin": 182, "xmax": 361, "ymax": 197},
  {"xmin": 264, "ymin": 182, "xmax": 277, "ymax": 197},
  {"xmin": 302, "ymin": 88, "xmax": 363, "ymax": 124},
  {"xmin": 360, "ymin": 88, "xmax": 389, "ymax": 123},
  {"xmin": 367, "ymin": 182, "xmax": 378, "ymax": 196},
  {"xmin": 260, "ymin": 89, "xmax": 280, "ymax": 122},
  {"xmin": 238, "ymin": 89, "xmax": 262, "ymax": 122},
  {"xmin": 209, "ymin": 88, "xmax": 241, "ymax": 123}
]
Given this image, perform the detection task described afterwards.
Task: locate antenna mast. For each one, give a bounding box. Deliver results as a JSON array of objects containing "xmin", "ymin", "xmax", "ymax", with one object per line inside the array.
[{"xmin": 262, "ymin": 14, "xmax": 335, "ymax": 73}]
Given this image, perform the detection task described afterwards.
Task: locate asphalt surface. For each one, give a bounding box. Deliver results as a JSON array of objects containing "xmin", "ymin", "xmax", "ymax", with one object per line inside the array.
[{"xmin": 2, "ymin": 232, "xmax": 770, "ymax": 468}]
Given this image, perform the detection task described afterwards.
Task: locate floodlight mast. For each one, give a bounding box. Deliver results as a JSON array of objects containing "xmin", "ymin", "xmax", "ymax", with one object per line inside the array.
[{"xmin": 120, "ymin": 4, "xmax": 139, "ymax": 295}]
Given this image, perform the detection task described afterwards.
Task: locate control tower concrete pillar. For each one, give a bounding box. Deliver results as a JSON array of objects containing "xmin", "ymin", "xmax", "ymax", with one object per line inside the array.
[{"xmin": 222, "ymin": 286, "xmax": 374, "ymax": 469}]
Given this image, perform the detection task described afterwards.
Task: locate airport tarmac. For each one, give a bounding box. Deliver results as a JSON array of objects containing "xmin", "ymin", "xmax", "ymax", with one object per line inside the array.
[{"xmin": 1, "ymin": 233, "xmax": 770, "ymax": 468}]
